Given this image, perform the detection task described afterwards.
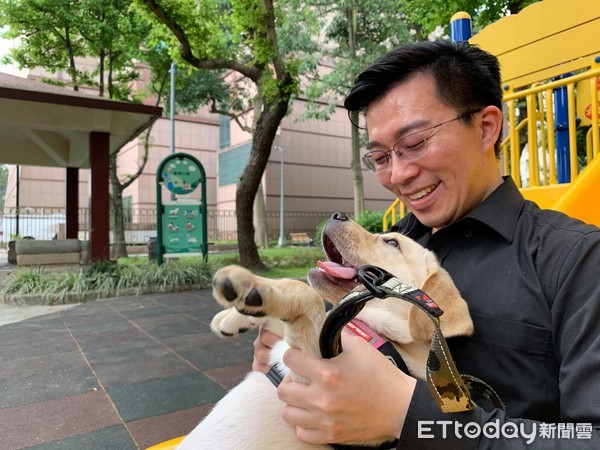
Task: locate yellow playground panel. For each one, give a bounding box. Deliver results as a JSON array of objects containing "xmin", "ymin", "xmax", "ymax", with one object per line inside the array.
[{"xmin": 384, "ymin": 0, "xmax": 600, "ymax": 230}]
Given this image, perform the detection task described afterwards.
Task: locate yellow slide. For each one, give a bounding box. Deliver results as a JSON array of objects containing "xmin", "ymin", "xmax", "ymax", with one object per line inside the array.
[
  {"xmin": 551, "ymin": 155, "xmax": 600, "ymax": 227},
  {"xmin": 145, "ymin": 436, "xmax": 184, "ymax": 450}
]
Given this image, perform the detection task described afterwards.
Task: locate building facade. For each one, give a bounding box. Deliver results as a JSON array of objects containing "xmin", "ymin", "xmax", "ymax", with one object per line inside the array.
[{"xmin": 1, "ymin": 69, "xmax": 394, "ymax": 244}]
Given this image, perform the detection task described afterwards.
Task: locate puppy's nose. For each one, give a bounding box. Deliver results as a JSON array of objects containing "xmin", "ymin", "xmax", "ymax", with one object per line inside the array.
[{"xmin": 331, "ymin": 212, "xmax": 349, "ymax": 221}]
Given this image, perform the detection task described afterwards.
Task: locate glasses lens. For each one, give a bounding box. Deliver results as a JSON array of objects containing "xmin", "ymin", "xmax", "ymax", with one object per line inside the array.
[
  {"xmin": 362, "ymin": 154, "xmax": 376, "ymax": 171},
  {"xmin": 395, "ymin": 131, "xmax": 428, "ymax": 162},
  {"xmin": 363, "ymin": 151, "xmax": 389, "ymax": 172}
]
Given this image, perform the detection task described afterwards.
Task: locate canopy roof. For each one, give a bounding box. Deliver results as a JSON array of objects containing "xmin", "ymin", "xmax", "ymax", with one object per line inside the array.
[{"xmin": 0, "ymin": 72, "xmax": 162, "ymax": 168}]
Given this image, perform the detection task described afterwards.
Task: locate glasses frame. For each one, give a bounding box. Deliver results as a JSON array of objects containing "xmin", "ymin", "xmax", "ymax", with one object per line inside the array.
[{"xmin": 361, "ymin": 109, "xmax": 481, "ymax": 172}]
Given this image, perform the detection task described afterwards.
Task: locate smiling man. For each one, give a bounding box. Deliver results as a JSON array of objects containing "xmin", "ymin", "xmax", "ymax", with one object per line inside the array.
[
  {"xmin": 363, "ymin": 73, "xmax": 502, "ymax": 230},
  {"xmin": 255, "ymin": 40, "xmax": 600, "ymax": 448}
]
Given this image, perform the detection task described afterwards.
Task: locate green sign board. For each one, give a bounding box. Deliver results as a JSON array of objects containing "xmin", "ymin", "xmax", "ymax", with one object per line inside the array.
[
  {"xmin": 156, "ymin": 153, "xmax": 208, "ymax": 265},
  {"xmin": 160, "ymin": 156, "xmax": 202, "ymax": 195},
  {"xmin": 162, "ymin": 202, "xmax": 203, "ymax": 253}
]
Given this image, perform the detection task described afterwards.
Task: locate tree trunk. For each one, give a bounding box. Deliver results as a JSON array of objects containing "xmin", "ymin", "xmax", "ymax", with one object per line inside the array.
[
  {"xmin": 109, "ymin": 153, "xmax": 128, "ymax": 259},
  {"xmin": 347, "ymin": 5, "xmax": 365, "ymax": 217},
  {"xmin": 236, "ymin": 97, "xmax": 289, "ymax": 271},
  {"xmin": 350, "ymin": 110, "xmax": 365, "ymax": 217},
  {"xmin": 254, "ymin": 182, "xmax": 269, "ymax": 249}
]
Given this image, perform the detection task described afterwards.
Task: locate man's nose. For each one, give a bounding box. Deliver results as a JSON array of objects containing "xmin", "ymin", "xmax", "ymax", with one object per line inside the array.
[{"xmin": 387, "ymin": 154, "xmax": 420, "ymax": 185}]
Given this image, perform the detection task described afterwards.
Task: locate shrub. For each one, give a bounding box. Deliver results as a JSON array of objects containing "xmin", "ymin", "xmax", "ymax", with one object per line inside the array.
[
  {"xmin": 0, "ymin": 258, "xmax": 214, "ymax": 305},
  {"xmin": 313, "ymin": 219, "xmax": 327, "ymax": 248},
  {"xmin": 354, "ymin": 210, "xmax": 385, "ymax": 233},
  {"xmin": 261, "ymin": 248, "xmax": 324, "ymax": 269},
  {"xmin": 313, "ymin": 209, "xmax": 385, "ymax": 248}
]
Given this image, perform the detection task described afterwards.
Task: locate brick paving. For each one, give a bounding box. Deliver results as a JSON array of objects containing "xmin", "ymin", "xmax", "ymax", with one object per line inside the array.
[{"xmin": 0, "ymin": 291, "xmax": 255, "ymax": 449}]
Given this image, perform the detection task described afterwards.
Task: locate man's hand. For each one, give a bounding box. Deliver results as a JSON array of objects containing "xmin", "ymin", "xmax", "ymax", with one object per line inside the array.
[
  {"xmin": 252, "ymin": 327, "xmax": 282, "ymax": 373},
  {"xmin": 277, "ymin": 335, "xmax": 416, "ymax": 445}
]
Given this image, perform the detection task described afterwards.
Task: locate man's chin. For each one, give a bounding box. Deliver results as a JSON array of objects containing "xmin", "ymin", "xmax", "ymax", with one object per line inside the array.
[{"xmin": 408, "ymin": 208, "xmax": 453, "ymax": 230}]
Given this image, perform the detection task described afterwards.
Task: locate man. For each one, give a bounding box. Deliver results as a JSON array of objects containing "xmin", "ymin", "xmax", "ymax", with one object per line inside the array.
[{"xmin": 255, "ymin": 40, "xmax": 600, "ymax": 447}]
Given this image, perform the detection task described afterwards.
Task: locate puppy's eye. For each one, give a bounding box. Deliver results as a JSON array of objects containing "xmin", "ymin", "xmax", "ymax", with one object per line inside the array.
[{"xmin": 384, "ymin": 238, "xmax": 399, "ymax": 248}]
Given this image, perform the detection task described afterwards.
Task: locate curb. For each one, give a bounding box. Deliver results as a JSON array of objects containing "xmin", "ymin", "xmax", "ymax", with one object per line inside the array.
[{"xmin": 0, "ymin": 284, "xmax": 208, "ymax": 306}]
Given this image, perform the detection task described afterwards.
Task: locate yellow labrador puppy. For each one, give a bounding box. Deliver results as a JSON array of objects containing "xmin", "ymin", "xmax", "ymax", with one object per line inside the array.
[{"xmin": 177, "ymin": 212, "xmax": 473, "ymax": 449}]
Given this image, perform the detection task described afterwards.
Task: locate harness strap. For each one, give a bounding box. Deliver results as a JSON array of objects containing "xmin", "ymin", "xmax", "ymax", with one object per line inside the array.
[
  {"xmin": 369, "ymin": 274, "xmax": 482, "ymax": 413},
  {"xmin": 266, "ymin": 320, "xmax": 410, "ymax": 389},
  {"xmin": 343, "ymin": 319, "xmax": 409, "ymax": 374},
  {"xmin": 265, "ymin": 364, "xmax": 284, "ymax": 387},
  {"xmin": 319, "ymin": 265, "xmax": 504, "ymax": 414}
]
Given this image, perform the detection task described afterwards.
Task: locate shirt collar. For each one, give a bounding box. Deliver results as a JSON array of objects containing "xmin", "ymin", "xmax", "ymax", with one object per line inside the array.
[
  {"xmin": 391, "ymin": 176, "xmax": 524, "ymax": 244},
  {"xmin": 466, "ymin": 176, "xmax": 524, "ymax": 243}
]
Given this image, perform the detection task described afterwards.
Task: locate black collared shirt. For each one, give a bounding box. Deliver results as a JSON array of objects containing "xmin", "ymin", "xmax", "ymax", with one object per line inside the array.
[{"xmin": 395, "ymin": 177, "xmax": 600, "ymax": 448}]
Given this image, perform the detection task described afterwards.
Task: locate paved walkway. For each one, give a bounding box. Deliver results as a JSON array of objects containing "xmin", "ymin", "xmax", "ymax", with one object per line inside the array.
[
  {"xmin": 0, "ymin": 304, "xmax": 78, "ymax": 327},
  {"xmin": 0, "ymin": 290, "xmax": 255, "ymax": 450}
]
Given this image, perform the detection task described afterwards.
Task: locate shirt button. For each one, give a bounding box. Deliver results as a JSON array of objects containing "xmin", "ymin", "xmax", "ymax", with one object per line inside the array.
[{"xmin": 464, "ymin": 230, "xmax": 473, "ymax": 238}]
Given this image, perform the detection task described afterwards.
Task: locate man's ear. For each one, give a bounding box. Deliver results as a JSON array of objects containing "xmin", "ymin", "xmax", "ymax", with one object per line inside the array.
[{"xmin": 479, "ymin": 105, "xmax": 503, "ymax": 155}]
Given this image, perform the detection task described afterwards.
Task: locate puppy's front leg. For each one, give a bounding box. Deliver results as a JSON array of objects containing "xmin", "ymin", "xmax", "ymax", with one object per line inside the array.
[
  {"xmin": 210, "ymin": 308, "xmax": 267, "ymax": 338},
  {"xmin": 212, "ymin": 265, "xmax": 326, "ymax": 360}
]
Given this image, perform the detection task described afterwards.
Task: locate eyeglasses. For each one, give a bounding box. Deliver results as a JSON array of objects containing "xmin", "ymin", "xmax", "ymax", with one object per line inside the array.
[{"xmin": 362, "ymin": 110, "xmax": 479, "ymax": 172}]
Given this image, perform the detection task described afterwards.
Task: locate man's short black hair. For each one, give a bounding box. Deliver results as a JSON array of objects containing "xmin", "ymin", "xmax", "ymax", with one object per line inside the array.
[{"xmin": 344, "ymin": 40, "xmax": 503, "ymax": 154}]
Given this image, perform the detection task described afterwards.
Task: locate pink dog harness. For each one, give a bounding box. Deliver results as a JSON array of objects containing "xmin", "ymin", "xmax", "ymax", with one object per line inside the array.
[{"xmin": 343, "ymin": 319, "xmax": 409, "ymax": 372}]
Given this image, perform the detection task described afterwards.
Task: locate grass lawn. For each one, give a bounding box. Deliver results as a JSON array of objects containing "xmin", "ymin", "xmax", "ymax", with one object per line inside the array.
[
  {"xmin": 208, "ymin": 245, "xmax": 324, "ymax": 279},
  {"xmin": 260, "ymin": 265, "xmax": 315, "ymax": 279},
  {"xmin": 119, "ymin": 245, "xmax": 324, "ymax": 280},
  {"xmin": 1, "ymin": 246, "xmax": 325, "ymax": 305}
]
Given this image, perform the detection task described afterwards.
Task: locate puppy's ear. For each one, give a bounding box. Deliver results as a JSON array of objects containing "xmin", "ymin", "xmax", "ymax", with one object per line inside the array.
[
  {"xmin": 408, "ymin": 304, "xmax": 436, "ymax": 342},
  {"xmin": 408, "ymin": 266, "xmax": 474, "ymax": 342}
]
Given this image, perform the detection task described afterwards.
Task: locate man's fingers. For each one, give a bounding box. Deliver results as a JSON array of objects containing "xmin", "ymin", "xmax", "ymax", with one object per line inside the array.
[
  {"xmin": 261, "ymin": 328, "xmax": 283, "ymax": 348},
  {"xmin": 252, "ymin": 328, "xmax": 282, "ymax": 373},
  {"xmin": 282, "ymin": 347, "xmax": 326, "ymax": 380},
  {"xmin": 281, "ymin": 402, "xmax": 340, "ymax": 445}
]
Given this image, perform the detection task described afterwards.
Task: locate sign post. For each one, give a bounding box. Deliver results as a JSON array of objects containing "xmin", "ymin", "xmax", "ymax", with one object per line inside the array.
[{"xmin": 156, "ymin": 153, "xmax": 207, "ymax": 265}]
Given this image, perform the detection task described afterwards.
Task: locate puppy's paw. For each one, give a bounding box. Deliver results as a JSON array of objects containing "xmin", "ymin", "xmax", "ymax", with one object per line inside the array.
[
  {"xmin": 210, "ymin": 309, "xmax": 260, "ymax": 338},
  {"xmin": 212, "ymin": 265, "xmax": 324, "ymax": 336},
  {"xmin": 212, "ymin": 265, "xmax": 268, "ymax": 317}
]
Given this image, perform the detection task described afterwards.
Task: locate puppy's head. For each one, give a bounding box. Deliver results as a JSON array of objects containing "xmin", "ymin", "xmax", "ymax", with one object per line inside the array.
[{"xmin": 308, "ymin": 212, "xmax": 473, "ymax": 341}]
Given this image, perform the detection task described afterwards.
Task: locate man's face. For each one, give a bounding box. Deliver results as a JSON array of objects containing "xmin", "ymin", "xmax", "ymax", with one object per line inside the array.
[{"xmin": 365, "ymin": 73, "xmax": 500, "ymax": 229}]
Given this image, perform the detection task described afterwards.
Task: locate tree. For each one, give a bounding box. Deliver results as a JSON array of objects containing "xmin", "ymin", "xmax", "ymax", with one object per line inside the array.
[
  {"xmin": 76, "ymin": 0, "xmax": 158, "ymax": 258},
  {"xmin": 135, "ymin": 0, "xmax": 322, "ymax": 271},
  {"xmin": 302, "ymin": 0, "xmax": 413, "ymax": 217},
  {"xmin": 0, "ymin": 165, "xmax": 8, "ymax": 210},
  {"xmin": 0, "ymin": 0, "xmax": 87, "ymax": 89},
  {"xmin": 402, "ymin": 0, "xmax": 539, "ymax": 37}
]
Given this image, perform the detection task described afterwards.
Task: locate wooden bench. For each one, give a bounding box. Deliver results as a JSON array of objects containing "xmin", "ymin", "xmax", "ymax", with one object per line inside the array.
[{"xmin": 289, "ymin": 232, "xmax": 313, "ymax": 246}]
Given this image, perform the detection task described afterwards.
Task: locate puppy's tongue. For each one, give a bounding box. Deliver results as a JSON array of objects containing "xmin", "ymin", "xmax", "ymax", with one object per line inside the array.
[{"xmin": 317, "ymin": 261, "xmax": 357, "ymax": 280}]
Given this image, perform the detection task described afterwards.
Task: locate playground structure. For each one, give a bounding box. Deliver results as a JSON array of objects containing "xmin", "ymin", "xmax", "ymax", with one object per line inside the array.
[{"xmin": 384, "ymin": 0, "xmax": 600, "ymax": 229}]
